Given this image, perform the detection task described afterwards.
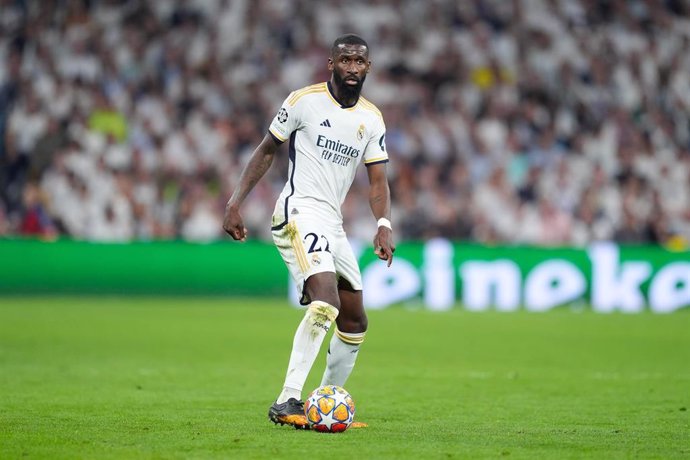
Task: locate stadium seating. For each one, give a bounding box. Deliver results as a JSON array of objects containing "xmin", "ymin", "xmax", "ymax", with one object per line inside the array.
[{"xmin": 0, "ymin": 0, "xmax": 688, "ymax": 247}]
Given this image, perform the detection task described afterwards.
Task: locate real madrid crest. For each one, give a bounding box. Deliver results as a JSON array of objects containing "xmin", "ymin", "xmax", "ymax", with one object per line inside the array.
[{"xmin": 357, "ymin": 123, "xmax": 365, "ymax": 141}]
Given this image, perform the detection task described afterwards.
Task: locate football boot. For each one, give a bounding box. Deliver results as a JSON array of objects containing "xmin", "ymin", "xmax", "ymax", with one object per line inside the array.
[{"xmin": 268, "ymin": 398, "xmax": 309, "ymax": 429}]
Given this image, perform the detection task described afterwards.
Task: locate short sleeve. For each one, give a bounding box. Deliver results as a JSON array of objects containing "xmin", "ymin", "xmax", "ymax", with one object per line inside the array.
[
  {"xmin": 268, "ymin": 94, "xmax": 301, "ymax": 143},
  {"xmin": 363, "ymin": 118, "xmax": 388, "ymax": 166}
]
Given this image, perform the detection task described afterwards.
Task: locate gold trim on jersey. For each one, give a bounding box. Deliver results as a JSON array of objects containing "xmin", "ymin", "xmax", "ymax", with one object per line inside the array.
[
  {"xmin": 269, "ymin": 127, "xmax": 287, "ymax": 142},
  {"xmin": 286, "ymin": 82, "xmax": 384, "ymax": 117},
  {"xmin": 358, "ymin": 96, "xmax": 384, "ymax": 120},
  {"xmin": 364, "ymin": 155, "xmax": 388, "ymax": 164},
  {"xmin": 286, "ymin": 221, "xmax": 310, "ymax": 273},
  {"xmin": 287, "ymin": 83, "xmax": 327, "ymax": 106},
  {"xmin": 324, "ymin": 84, "xmax": 360, "ymax": 111}
]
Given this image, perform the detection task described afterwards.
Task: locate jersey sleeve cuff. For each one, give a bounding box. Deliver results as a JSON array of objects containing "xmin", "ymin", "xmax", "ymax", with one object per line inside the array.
[
  {"xmin": 268, "ymin": 129, "xmax": 286, "ymax": 144},
  {"xmin": 364, "ymin": 158, "xmax": 389, "ymax": 166}
]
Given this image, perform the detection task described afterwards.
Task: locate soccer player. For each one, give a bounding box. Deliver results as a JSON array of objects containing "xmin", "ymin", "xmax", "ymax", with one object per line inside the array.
[{"xmin": 223, "ymin": 34, "xmax": 394, "ymax": 429}]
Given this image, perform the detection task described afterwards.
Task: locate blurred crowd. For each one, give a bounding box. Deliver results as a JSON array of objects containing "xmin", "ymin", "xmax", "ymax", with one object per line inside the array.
[{"xmin": 1, "ymin": 0, "xmax": 689, "ymax": 247}]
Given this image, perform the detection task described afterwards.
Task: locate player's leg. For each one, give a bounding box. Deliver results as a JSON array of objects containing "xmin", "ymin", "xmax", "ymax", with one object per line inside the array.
[
  {"xmin": 276, "ymin": 271, "xmax": 340, "ymax": 403},
  {"xmin": 270, "ymin": 272, "xmax": 340, "ymax": 428},
  {"xmin": 322, "ymin": 277, "xmax": 370, "ymax": 429},
  {"xmin": 320, "ymin": 277, "xmax": 367, "ymax": 388},
  {"xmin": 269, "ymin": 220, "xmax": 340, "ymax": 428},
  {"xmin": 319, "ymin": 231, "xmax": 367, "ymax": 388},
  {"xmin": 314, "ymin": 231, "xmax": 369, "ymax": 428}
]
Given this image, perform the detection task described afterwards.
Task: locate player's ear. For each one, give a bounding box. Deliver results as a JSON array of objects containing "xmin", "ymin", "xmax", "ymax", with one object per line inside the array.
[{"xmin": 328, "ymin": 58, "xmax": 334, "ymax": 71}]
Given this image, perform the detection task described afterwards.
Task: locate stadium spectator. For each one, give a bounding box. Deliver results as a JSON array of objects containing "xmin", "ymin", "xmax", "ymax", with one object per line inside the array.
[{"xmin": 18, "ymin": 182, "xmax": 56, "ymax": 239}]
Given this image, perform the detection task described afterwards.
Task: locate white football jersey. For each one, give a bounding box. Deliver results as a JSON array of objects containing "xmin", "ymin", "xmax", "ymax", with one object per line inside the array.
[{"xmin": 268, "ymin": 82, "xmax": 388, "ymax": 229}]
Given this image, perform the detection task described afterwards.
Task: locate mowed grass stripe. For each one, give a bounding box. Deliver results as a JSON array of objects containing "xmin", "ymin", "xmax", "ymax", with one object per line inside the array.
[{"xmin": 0, "ymin": 297, "xmax": 688, "ymax": 459}]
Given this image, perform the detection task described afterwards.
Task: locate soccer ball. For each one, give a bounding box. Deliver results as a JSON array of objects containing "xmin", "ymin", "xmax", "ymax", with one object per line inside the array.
[{"xmin": 304, "ymin": 385, "xmax": 355, "ymax": 433}]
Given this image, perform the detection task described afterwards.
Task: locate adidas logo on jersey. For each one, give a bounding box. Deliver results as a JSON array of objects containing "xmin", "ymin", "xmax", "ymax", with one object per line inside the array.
[{"xmin": 320, "ymin": 119, "xmax": 332, "ymax": 127}]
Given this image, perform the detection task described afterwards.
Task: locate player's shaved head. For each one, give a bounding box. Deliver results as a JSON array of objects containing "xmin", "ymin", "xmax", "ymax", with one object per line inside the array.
[{"xmin": 331, "ymin": 34, "xmax": 369, "ymax": 57}]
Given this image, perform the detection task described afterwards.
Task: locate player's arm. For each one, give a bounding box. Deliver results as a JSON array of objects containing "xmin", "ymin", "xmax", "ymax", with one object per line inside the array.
[
  {"xmin": 223, "ymin": 133, "xmax": 281, "ymax": 241},
  {"xmin": 367, "ymin": 162, "xmax": 395, "ymax": 266}
]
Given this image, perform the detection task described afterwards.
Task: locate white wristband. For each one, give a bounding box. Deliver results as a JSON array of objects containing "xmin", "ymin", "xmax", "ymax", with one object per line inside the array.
[{"xmin": 377, "ymin": 217, "xmax": 392, "ymax": 230}]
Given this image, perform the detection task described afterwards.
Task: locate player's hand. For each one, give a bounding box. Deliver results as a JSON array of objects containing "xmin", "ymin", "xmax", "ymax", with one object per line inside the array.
[
  {"xmin": 223, "ymin": 203, "xmax": 248, "ymax": 241},
  {"xmin": 373, "ymin": 227, "xmax": 395, "ymax": 267}
]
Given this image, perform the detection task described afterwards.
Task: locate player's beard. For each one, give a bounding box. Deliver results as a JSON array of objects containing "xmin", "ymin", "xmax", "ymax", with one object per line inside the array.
[{"xmin": 333, "ymin": 71, "xmax": 366, "ymax": 104}]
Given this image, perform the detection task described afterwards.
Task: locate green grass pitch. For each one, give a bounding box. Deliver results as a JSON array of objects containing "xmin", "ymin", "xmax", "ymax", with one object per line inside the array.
[{"xmin": 1, "ymin": 297, "xmax": 688, "ymax": 459}]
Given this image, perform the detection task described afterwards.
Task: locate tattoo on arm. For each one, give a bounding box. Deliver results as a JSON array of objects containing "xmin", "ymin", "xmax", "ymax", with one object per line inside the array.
[
  {"xmin": 367, "ymin": 163, "xmax": 391, "ymax": 219},
  {"xmin": 369, "ymin": 184, "xmax": 390, "ymax": 219}
]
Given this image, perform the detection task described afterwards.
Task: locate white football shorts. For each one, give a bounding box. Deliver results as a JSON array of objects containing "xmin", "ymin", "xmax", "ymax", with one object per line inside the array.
[{"xmin": 272, "ymin": 214, "xmax": 362, "ymax": 304}]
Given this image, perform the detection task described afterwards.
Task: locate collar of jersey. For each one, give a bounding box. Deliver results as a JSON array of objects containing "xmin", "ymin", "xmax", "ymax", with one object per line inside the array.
[{"xmin": 326, "ymin": 81, "xmax": 360, "ymax": 110}]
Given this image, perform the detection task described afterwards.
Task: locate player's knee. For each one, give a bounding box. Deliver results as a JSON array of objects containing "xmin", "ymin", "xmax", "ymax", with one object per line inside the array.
[
  {"xmin": 302, "ymin": 292, "xmax": 340, "ymax": 309},
  {"xmin": 304, "ymin": 275, "xmax": 341, "ymax": 309},
  {"xmin": 356, "ymin": 314, "xmax": 368, "ymax": 333},
  {"xmin": 306, "ymin": 300, "xmax": 339, "ymax": 333},
  {"xmin": 338, "ymin": 312, "xmax": 367, "ymax": 334},
  {"xmin": 329, "ymin": 297, "xmax": 341, "ymax": 310}
]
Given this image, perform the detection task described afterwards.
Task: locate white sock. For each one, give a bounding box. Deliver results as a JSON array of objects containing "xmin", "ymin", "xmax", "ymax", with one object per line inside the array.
[
  {"xmin": 277, "ymin": 386, "xmax": 301, "ymax": 403},
  {"xmin": 276, "ymin": 301, "xmax": 339, "ymax": 404},
  {"xmin": 320, "ymin": 329, "xmax": 365, "ymax": 387}
]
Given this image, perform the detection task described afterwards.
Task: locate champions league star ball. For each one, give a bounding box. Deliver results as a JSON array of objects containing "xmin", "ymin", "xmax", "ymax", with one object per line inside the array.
[{"xmin": 304, "ymin": 385, "xmax": 355, "ymax": 433}]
